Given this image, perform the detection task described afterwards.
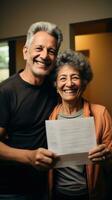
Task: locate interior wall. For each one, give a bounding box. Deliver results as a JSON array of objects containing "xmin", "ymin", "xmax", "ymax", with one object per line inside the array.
[
  {"xmin": 16, "ymin": 38, "xmax": 26, "ymax": 72},
  {"xmin": 75, "ymin": 33, "xmax": 112, "ymax": 115},
  {"xmin": 0, "ymin": 0, "xmax": 112, "ymax": 114},
  {"xmin": 0, "ymin": 0, "xmax": 112, "ymax": 50}
]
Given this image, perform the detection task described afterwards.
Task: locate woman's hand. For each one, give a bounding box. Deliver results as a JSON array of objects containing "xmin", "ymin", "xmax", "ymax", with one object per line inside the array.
[{"xmin": 88, "ymin": 144, "xmax": 112, "ymax": 163}]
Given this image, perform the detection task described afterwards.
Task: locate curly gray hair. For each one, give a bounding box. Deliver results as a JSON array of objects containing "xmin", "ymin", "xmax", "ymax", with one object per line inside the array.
[{"xmin": 55, "ymin": 49, "xmax": 93, "ymax": 84}]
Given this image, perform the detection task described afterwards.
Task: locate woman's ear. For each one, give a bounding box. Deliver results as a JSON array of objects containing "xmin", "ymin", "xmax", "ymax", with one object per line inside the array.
[{"xmin": 81, "ymin": 80, "xmax": 88, "ymax": 93}]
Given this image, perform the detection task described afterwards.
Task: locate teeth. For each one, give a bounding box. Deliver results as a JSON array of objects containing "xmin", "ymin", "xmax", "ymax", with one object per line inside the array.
[
  {"xmin": 35, "ymin": 60, "xmax": 45, "ymax": 65},
  {"xmin": 64, "ymin": 90, "xmax": 76, "ymax": 93}
]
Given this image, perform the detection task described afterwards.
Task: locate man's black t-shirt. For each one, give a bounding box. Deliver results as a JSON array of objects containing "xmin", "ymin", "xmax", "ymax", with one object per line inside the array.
[{"xmin": 0, "ymin": 72, "xmax": 57, "ymax": 194}]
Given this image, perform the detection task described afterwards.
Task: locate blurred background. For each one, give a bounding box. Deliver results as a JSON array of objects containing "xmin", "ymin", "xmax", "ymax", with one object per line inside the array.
[{"xmin": 0, "ymin": 0, "xmax": 112, "ymax": 115}]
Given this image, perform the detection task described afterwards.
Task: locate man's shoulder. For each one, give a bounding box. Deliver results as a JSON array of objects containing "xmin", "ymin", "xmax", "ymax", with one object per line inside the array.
[{"xmin": 0, "ymin": 73, "xmax": 19, "ymax": 90}]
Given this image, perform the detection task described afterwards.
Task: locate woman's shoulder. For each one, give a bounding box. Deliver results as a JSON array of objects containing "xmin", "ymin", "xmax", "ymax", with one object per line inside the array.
[
  {"xmin": 90, "ymin": 103, "xmax": 106, "ymax": 111},
  {"xmin": 49, "ymin": 104, "xmax": 62, "ymax": 120},
  {"xmin": 90, "ymin": 102, "xmax": 111, "ymax": 119},
  {"xmin": 84, "ymin": 99, "xmax": 109, "ymax": 117}
]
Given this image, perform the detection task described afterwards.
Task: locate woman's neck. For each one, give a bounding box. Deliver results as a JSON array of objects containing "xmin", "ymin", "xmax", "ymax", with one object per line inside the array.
[{"xmin": 61, "ymin": 98, "xmax": 83, "ymax": 115}]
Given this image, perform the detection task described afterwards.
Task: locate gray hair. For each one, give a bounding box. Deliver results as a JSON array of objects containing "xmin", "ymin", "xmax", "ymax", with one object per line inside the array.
[
  {"xmin": 25, "ymin": 21, "xmax": 63, "ymax": 51},
  {"xmin": 55, "ymin": 49, "xmax": 93, "ymax": 84}
]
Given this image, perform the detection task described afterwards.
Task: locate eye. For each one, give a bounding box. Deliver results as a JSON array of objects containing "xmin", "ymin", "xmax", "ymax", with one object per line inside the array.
[
  {"xmin": 48, "ymin": 48, "xmax": 56, "ymax": 55},
  {"xmin": 59, "ymin": 77, "xmax": 66, "ymax": 81},
  {"xmin": 72, "ymin": 75, "xmax": 80, "ymax": 81},
  {"xmin": 35, "ymin": 47, "xmax": 42, "ymax": 52}
]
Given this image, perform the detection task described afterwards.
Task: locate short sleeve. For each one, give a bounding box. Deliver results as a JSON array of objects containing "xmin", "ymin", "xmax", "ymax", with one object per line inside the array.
[{"xmin": 0, "ymin": 89, "xmax": 10, "ymax": 128}]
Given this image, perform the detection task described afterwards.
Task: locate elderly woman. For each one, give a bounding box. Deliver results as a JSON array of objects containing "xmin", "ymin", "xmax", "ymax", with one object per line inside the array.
[{"xmin": 49, "ymin": 49, "xmax": 112, "ymax": 200}]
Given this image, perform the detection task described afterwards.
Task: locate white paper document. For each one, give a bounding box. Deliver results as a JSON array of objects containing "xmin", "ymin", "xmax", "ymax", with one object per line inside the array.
[{"xmin": 46, "ymin": 117, "xmax": 96, "ymax": 168}]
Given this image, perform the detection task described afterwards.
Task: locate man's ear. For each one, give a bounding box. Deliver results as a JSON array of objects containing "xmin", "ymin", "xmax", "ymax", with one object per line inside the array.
[
  {"xmin": 54, "ymin": 81, "xmax": 57, "ymax": 88},
  {"xmin": 23, "ymin": 46, "xmax": 28, "ymax": 60},
  {"xmin": 54, "ymin": 81, "xmax": 59, "ymax": 93}
]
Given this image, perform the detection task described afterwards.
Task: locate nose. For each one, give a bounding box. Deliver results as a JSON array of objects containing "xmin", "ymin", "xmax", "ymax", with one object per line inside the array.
[
  {"xmin": 66, "ymin": 78, "xmax": 73, "ymax": 86},
  {"xmin": 40, "ymin": 48, "xmax": 48, "ymax": 59}
]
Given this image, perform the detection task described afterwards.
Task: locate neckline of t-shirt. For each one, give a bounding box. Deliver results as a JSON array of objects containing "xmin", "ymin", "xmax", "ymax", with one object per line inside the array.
[
  {"xmin": 17, "ymin": 72, "xmax": 44, "ymax": 89},
  {"xmin": 58, "ymin": 108, "xmax": 83, "ymax": 119}
]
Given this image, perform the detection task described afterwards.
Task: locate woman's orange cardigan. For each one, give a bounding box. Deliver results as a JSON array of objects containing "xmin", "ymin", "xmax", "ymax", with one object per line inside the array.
[{"xmin": 49, "ymin": 99, "xmax": 112, "ymax": 200}]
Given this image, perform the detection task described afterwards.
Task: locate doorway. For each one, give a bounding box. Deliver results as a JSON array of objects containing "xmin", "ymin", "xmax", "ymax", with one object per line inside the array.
[
  {"xmin": 0, "ymin": 36, "xmax": 26, "ymax": 82},
  {"xmin": 69, "ymin": 18, "xmax": 112, "ymax": 115}
]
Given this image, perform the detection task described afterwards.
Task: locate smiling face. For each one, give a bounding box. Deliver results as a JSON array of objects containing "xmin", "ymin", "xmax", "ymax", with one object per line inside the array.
[
  {"xmin": 56, "ymin": 65, "xmax": 83, "ymax": 104},
  {"xmin": 23, "ymin": 31, "xmax": 57, "ymax": 78}
]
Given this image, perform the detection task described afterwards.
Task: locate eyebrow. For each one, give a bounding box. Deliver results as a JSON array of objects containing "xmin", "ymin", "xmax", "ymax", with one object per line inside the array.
[{"xmin": 58, "ymin": 73, "xmax": 80, "ymax": 77}]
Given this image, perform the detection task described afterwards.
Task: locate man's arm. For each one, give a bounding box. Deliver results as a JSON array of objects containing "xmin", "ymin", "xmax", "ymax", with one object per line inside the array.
[{"xmin": 0, "ymin": 127, "xmax": 56, "ymax": 170}]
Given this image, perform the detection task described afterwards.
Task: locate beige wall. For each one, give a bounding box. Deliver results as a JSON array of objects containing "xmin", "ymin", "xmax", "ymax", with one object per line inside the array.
[
  {"xmin": 0, "ymin": 0, "xmax": 112, "ymax": 114},
  {"xmin": 16, "ymin": 38, "xmax": 26, "ymax": 71},
  {"xmin": 0, "ymin": 0, "xmax": 112, "ymax": 50},
  {"xmin": 75, "ymin": 33, "xmax": 112, "ymax": 114}
]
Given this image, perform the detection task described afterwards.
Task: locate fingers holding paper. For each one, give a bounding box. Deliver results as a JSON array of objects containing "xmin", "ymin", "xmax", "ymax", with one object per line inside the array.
[
  {"xmin": 29, "ymin": 148, "xmax": 57, "ymax": 170},
  {"xmin": 88, "ymin": 144, "xmax": 112, "ymax": 163}
]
